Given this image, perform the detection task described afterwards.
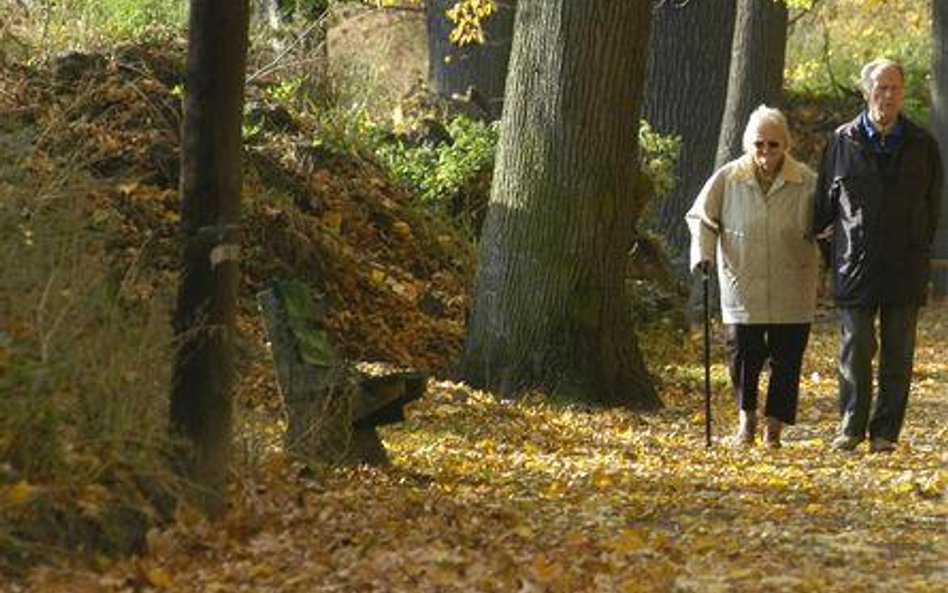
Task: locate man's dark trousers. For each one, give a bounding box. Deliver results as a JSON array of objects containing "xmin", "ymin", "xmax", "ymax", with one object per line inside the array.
[{"xmin": 838, "ymin": 304, "xmax": 920, "ymax": 442}]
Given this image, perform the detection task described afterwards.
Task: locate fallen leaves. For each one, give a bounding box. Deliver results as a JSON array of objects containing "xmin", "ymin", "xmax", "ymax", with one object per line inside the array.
[
  {"xmin": 124, "ymin": 308, "xmax": 948, "ymax": 591},
  {"xmin": 8, "ymin": 309, "xmax": 947, "ymax": 592}
]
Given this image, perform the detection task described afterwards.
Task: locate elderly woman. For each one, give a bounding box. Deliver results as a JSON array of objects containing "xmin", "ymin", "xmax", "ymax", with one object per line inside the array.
[{"xmin": 686, "ymin": 105, "xmax": 819, "ymax": 448}]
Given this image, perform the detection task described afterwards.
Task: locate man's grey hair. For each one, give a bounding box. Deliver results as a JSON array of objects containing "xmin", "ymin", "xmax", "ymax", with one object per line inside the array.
[
  {"xmin": 742, "ymin": 104, "xmax": 791, "ymax": 154},
  {"xmin": 860, "ymin": 58, "xmax": 906, "ymax": 93}
]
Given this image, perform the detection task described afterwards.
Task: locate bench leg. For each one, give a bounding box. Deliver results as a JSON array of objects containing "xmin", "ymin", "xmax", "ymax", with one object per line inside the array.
[{"xmin": 347, "ymin": 427, "xmax": 390, "ymax": 466}]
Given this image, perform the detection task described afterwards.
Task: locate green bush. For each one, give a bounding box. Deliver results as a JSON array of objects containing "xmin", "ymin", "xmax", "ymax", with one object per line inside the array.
[
  {"xmin": 374, "ymin": 115, "xmax": 680, "ymax": 220},
  {"xmin": 375, "ymin": 116, "xmax": 499, "ymax": 208}
]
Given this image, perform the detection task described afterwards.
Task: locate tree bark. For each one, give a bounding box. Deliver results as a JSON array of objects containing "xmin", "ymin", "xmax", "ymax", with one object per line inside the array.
[
  {"xmin": 933, "ymin": 0, "xmax": 948, "ymax": 297},
  {"xmin": 170, "ymin": 0, "xmax": 250, "ymax": 517},
  {"xmin": 461, "ymin": 0, "xmax": 660, "ymax": 410},
  {"xmin": 715, "ymin": 0, "xmax": 788, "ymax": 167},
  {"xmin": 426, "ymin": 0, "xmax": 516, "ymax": 120},
  {"xmin": 643, "ymin": 0, "xmax": 736, "ymax": 258}
]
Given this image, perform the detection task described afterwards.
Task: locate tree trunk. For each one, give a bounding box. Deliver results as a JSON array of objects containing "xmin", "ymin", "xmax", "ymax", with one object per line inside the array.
[
  {"xmin": 461, "ymin": 0, "xmax": 660, "ymax": 410},
  {"xmin": 426, "ymin": 0, "xmax": 516, "ymax": 120},
  {"xmin": 933, "ymin": 0, "xmax": 948, "ymax": 297},
  {"xmin": 170, "ymin": 0, "xmax": 250, "ymax": 517},
  {"xmin": 715, "ymin": 0, "xmax": 788, "ymax": 167},
  {"xmin": 644, "ymin": 0, "xmax": 736, "ymax": 258}
]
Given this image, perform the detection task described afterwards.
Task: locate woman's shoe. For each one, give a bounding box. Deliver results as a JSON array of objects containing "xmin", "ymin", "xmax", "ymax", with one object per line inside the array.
[
  {"xmin": 763, "ymin": 416, "xmax": 783, "ymax": 449},
  {"xmin": 830, "ymin": 434, "xmax": 864, "ymax": 451},
  {"xmin": 730, "ymin": 410, "xmax": 756, "ymax": 447}
]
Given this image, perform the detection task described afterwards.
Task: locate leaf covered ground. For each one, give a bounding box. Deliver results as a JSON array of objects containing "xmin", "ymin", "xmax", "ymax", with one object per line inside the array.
[{"xmin": 9, "ymin": 305, "xmax": 947, "ymax": 593}]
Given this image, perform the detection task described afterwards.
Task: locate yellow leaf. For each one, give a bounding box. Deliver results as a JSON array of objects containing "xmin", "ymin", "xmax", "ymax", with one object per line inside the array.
[
  {"xmin": 689, "ymin": 534, "xmax": 718, "ymax": 553},
  {"xmin": 322, "ymin": 210, "xmax": 343, "ymax": 233},
  {"xmin": 611, "ymin": 528, "xmax": 649, "ymax": 554},
  {"xmin": 593, "ymin": 470, "xmax": 613, "ymax": 489},
  {"xmin": 6, "ymin": 480, "xmax": 38, "ymax": 504},
  {"xmin": 894, "ymin": 481, "xmax": 916, "ymax": 494},
  {"xmin": 118, "ymin": 182, "xmax": 139, "ymax": 195},
  {"xmin": 514, "ymin": 524, "xmax": 534, "ymax": 538},
  {"xmin": 529, "ymin": 554, "xmax": 563, "ymax": 584},
  {"xmin": 252, "ymin": 563, "xmax": 275, "ymax": 578},
  {"xmin": 144, "ymin": 567, "xmax": 173, "ymax": 588},
  {"xmin": 391, "ymin": 221, "xmax": 412, "ymax": 239},
  {"xmin": 545, "ymin": 480, "xmax": 567, "ymax": 497},
  {"xmin": 369, "ymin": 269, "xmax": 386, "ymax": 287}
]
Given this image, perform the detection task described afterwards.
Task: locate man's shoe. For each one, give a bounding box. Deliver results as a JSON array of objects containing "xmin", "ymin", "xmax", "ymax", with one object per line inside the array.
[
  {"xmin": 869, "ymin": 437, "xmax": 896, "ymax": 453},
  {"xmin": 831, "ymin": 434, "xmax": 864, "ymax": 451},
  {"xmin": 763, "ymin": 416, "xmax": 783, "ymax": 449}
]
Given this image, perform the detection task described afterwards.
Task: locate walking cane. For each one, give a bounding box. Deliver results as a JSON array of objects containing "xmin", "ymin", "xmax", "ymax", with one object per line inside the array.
[{"xmin": 702, "ymin": 265, "xmax": 712, "ymax": 448}]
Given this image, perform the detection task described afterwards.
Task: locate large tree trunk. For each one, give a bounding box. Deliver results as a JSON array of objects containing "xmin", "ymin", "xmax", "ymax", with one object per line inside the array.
[
  {"xmin": 426, "ymin": 0, "xmax": 516, "ymax": 120},
  {"xmin": 715, "ymin": 0, "xmax": 788, "ymax": 166},
  {"xmin": 461, "ymin": 0, "xmax": 660, "ymax": 410},
  {"xmin": 644, "ymin": 0, "xmax": 736, "ymax": 259},
  {"xmin": 933, "ymin": 0, "xmax": 948, "ymax": 297},
  {"xmin": 170, "ymin": 0, "xmax": 250, "ymax": 517}
]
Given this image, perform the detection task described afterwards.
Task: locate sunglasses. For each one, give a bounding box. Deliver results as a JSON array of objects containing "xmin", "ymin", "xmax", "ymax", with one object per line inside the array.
[{"xmin": 753, "ymin": 140, "xmax": 782, "ymax": 150}]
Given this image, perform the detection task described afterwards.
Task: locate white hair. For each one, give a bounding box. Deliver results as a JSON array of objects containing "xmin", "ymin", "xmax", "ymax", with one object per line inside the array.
[
  {"xmin": 859, "ymin": 58, "xmax": 905, "ymax": 93},
  {"xmin": 742, "ymin": 104, "xmax": 791, "ymax": 154}
]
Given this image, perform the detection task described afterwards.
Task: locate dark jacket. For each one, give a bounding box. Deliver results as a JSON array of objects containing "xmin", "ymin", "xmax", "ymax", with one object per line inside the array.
[{"xmin": 813, "ymin": 114, "xmax": 944, "ymax": 306}]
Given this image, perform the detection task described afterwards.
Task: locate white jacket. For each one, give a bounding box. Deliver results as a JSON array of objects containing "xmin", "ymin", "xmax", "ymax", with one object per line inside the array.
[{"xmin": 685, "ymin": 154, "xmax": 819, "ymax": 324}]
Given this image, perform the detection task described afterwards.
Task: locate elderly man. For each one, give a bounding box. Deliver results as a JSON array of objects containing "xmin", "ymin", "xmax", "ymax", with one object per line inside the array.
[{"xmin": 814, "ymin": 58, "xmax": 944, "ymax": 453}]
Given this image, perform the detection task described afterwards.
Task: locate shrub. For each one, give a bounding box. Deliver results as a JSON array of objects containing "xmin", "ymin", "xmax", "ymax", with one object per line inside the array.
[
  {"xmin": 0, "ymin": 163, "xmax": 181, "ymax": 570},
  {"xmin": 375, "ymin": 116, "xmax": 499, "ymax": 208}
]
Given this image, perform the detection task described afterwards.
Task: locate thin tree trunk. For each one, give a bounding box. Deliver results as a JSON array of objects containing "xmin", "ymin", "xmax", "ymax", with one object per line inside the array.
[
  {"xmin": 426, "ymin": 0, "xmax": 516, "ymax": 120},
  {"xmin": 715, "ymin": 0, "xmax": 788, "ymax": 167},
  {"xmin": 170, "ymin": 0, "xmax": 250, "ymax": 517},
  {"xmin": 462, "ymin": 0, "xmax": 660, "ymax": 410},
  {"xmin": 933, "ymin": 0, "xmax": 948, "ymax": 297},
  {"xmin": 644, "ymin": 0, "xmax": 736, "ymax": 258}
]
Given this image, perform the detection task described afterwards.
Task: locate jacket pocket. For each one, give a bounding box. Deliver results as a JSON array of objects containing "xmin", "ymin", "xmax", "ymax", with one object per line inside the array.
[{"xmin": 720, "ymin": 227, "xmax": 746, "ymax": 272}]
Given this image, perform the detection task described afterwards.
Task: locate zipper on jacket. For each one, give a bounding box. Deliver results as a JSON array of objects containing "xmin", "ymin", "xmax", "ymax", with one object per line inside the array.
[{"xmin": 764, "ymin": 184, "xmax": 772, "ymax": 323}]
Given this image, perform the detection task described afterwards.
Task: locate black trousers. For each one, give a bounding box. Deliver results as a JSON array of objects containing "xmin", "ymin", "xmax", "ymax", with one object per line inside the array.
[
  {"xmin": 725, "ymin": 323, "xmax": 811, "ymax": 424},
  {"xmin": 837, "ymin": 304, "xmax": 919, "ymax": 442}
]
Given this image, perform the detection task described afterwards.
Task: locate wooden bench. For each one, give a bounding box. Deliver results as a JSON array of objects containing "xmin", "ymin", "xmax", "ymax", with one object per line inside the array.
[{"xmin": 257, "ymin": 280, "xmax": 426, "ymax": 466}]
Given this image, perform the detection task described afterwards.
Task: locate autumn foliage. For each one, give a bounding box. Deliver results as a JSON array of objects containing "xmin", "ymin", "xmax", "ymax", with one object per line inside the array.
[{"xmin": 8, "ymin": 306, "xmax": 947, "ymax": 591}]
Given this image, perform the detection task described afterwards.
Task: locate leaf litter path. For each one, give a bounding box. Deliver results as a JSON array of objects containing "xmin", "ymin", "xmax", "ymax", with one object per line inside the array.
[{"xmin": 17, "ymin": 307, "xmax": 948, "ymax": 593}]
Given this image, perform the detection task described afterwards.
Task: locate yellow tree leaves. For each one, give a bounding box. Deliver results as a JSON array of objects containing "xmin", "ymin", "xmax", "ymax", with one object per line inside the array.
[{"xmin": 446, "ymin": 0, "xmax": 497, "ymax": 46}]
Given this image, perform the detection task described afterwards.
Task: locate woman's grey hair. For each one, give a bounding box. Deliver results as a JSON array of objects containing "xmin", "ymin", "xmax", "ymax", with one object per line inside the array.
[
  {"xmin": 859, "ymin": 58, "xmax": 905, "ymax": 93},
  {"xmin": 742, "ymin": 104, "xmax": 791, "ymax": 154}
]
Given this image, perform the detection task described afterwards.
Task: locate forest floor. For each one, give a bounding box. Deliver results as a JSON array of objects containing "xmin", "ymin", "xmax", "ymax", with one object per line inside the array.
[{"xmin": 8, "ymin": 305, "xmax": 947, "ymax": 593}]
